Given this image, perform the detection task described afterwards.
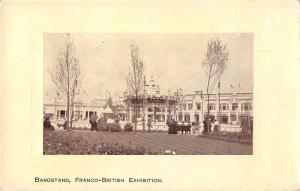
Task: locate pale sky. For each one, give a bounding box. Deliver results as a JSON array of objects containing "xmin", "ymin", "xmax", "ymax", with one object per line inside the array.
[{"xmin": 44, "ymin": 33, "xmax": 253, "ymax": 101}]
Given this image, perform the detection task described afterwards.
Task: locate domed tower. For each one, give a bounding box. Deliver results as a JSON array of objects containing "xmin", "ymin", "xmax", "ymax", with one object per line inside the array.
[{"xmin": 146, "ymin": 74, "xmax": 160, "ymax": 96}]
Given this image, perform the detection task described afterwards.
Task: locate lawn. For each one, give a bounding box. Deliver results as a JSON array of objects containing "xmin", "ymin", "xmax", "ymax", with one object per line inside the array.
[
  {"xmin": 43, "ymin": 130, "xmax": 162, "ymax": 155},
  {"xmin": 43, "ymin": 130, "xmax": 252, "ymax": 155}
]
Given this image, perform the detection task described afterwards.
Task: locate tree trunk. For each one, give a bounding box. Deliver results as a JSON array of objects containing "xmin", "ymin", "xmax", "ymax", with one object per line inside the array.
[
  {"xmin": 66, "ymin": 47, "xmax": 70, "ymax": 130},
  {"xmin": 134, "ymin": 105, "xmax": 137, "ymax": 133},
  {"xmin": 70, "ymin": 95, "xmax": 74, "ymax": 129},
  {"xmin": 207, "ymin": 92, "xmax": 210, "ymax": 133},
  {"xmin": 134, "ymin": 93, "xmax": 138, "ymax": 133},
  {"xmin": 142, "ymin": 98, "xmax": 145, "ymax": 132},
  {"xmin": 66, "ymin": 92, "xmax": 70, "ymax": 130},
  {"xmin": 70, "ymin": 106, "xmax": 73, "ymax": 129}
]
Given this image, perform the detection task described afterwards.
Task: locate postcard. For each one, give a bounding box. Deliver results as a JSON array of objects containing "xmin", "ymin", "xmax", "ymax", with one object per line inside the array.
[{"xmin": 1, "ymin": 1, "xmax": 299, "ymax": 190}]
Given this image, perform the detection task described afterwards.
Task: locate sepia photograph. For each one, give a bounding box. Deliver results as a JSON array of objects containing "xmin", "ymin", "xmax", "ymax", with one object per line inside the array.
[
  {"xmin": 2, "ymin": 1, "xmax": 300, "ymax": 190},
  {"xmin": 43, "ymin": 33, "xmax": 253, "ymax": 155}
]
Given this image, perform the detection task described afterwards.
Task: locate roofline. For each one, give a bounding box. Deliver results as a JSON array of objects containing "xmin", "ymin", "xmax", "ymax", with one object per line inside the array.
[{"xmin": 184, "ymin": 92, "xmax": 253, "ymax": 96}]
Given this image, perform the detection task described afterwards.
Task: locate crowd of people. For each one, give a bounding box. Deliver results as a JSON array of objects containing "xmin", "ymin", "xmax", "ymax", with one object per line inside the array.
[
  {"xmin": 202, "ymin": 116, "xmax": 253, "ymax": 137},
  {"xmin": 44, "ymin": 112, "xmax": 253, "ymax": 137}
]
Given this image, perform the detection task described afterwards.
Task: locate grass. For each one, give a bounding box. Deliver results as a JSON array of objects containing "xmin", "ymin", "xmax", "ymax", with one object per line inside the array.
[
  {"xmin": 43, "ymin": 130, "xmax": 163, "ymax": 155},
  {"xmin": 43, "ymin": 130, "xmax": 253, "ymax": 155},
  {"xmin": 201, "ymin": 131, "xmax": 253, "ymax": 145}
]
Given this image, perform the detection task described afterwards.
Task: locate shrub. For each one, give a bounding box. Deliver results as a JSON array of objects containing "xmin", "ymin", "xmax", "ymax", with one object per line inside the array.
[
  {"xmin": 108, "ymin": 122, "xmax": 122, "ymax": 132},
  {"xmin": 166, "ymin": 119, "xmax": 178, "ymax": 134},
  {"xmin": 43, "ymin": 118, "xmax": 54, "ymax": 131},
  {"xmin": 97, "ymin": 116, "xmax": 107, "ymax": 131},
  {"xmin": 213, "ymin": 125, "xmax": 220, "ymax": 132},
  {"xmin": 124, "ymin": 123, "xmax": 133, "ymax": 132}
]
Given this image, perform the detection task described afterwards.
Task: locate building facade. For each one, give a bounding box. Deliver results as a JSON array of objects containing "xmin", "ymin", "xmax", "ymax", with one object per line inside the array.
[
  {"xmin": 44, "ymin": 75, "xmax": 252, "ymax": 131},
  {"xmin": 176, "ymin": 91, "xmax": 253, "ymax": 125},
  {"xmin": 43, "ymin": 94, "xmax": 108, "ymax": 128},
  {"xmin": 118, "ymin": 75, "xmax": 253, "ymax": 130}
]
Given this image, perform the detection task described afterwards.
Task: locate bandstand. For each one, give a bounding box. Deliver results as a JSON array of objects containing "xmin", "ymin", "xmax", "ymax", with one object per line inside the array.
[{"xmin": 124, "ymin": 95, "xmax": 178, "ymax": 131}]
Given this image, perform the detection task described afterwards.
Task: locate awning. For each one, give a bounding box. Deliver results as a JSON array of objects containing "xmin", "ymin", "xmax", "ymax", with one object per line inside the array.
[{"xmin": 103, "ymin": 106, "xmax": 113, "ymax": 114}]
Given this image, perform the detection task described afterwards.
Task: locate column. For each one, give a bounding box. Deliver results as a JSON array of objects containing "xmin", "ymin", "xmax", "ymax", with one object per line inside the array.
[
  {"xmin": 164, "ymin": 105, "xmax": 167, "ymax": 122},
  {"xmin": 129, "ymin": 106, "xmax": 132, "ymax": 123},
  {"xmin": 153, "ymin": 105, "xmax": 156, "ymax": 124},
  {"xmin": 145, "ymin": 106, "xmax": 148, "ymax": 125},
  {"xmin": 190, "ymin": 110, "xmax": 195, "ymax": 122}
]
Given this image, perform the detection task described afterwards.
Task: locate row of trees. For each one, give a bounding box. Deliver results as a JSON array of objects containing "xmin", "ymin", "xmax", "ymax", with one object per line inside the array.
[
  {"xmin": 125, "ymin": 39, "xmax": 229, "ymax": 133},
  {"xmin": 49, "ymin": 33, "xmax": 229, "ymax": 132}
]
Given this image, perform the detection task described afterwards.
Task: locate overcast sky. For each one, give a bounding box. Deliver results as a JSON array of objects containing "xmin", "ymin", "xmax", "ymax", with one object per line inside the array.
[{"xmin": 44, "ymin": 33, "xmax": 253, "ymax": 101}]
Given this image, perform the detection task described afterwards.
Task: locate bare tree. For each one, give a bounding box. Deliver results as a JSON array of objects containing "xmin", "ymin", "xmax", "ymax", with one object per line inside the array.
[
  {"xmin": 125, "ymin": 42, "xmax": 145, "ymax": 132},
  {"xmin": 202, "ymin": 38, "xmax": 228, "ymax": 133},
  {"xmin": 49, "ymin": 33, "xmax": 81, "ymax": 130}
]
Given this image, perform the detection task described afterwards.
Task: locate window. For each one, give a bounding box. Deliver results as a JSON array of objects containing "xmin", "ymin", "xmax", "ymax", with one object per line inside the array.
[
  {"xmin": 155, "ymin": 107, "xmax": 160, "ymax": 112},
  {"xmin": 195, "ymin": 114, "xmax": 200, "ymax": 122},
  {"xmin": 184, "ymin": 115, "xmax": 190, "ymax": 122},
  {"xmin": 221, "ymin": 103, "xmax": 229, "ymax": 111},
  {"xmin": 230, "ymin": 114, "xmax": 237, "ymax": 121},
  {"xmin": 232, "ymin": 103, "xmax": 238, "ymax": 111},
  {"xmin": 209, "ymin": 103, "xmax": 215, "ymax": 111},
  {"xmin": 148, "ymin": 115, "xmax": 153, "ymax": 122},
  {"xmin": 183, "ymin": 104, "xmax": 187, "ymax": 110},
  {"xmin": 220, "ymin": 116, "xmax": 229, "ymax": 124},
  {"xmin": 75, "ymin": 111, "xmax": 81, "ymax": 119},
  {"xmin": 162, "ymin": 115, "xmax": 165, "ymax": 122},
  {"xmin": 188, "ymin": 103, "xmax": 193, "ymax": 110},
  {"xmin": 148, "ymin": 108, "xmax": 153, "ymax": 112},
  {"xmin": 155, "ymin": 114, "xmax": 165, "ymax": 122},
  {"xmin": 178, "ymin": 113, "xmax": 183, "ymax": 121},
  {"xmin": 120, "ymin": 114, "xmax": 125, "ymax": 121},
  {"xmin": 156, "ymin": 114, "xmax": 160, "ymax": 122},
  {"xmin": 196, "ymin": 103, "xmax": 201, "ymax": 110},
  {"xmin": 60, "ymin": 110, "xmax": 66, "ymax": 118},
  {"xmin": 242, "ymin": 103, "xmax": 251, "ymax": 111}
]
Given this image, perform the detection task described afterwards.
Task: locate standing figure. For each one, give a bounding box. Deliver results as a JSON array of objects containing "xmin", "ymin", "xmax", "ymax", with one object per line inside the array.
[
  {"xmin": 147, "ymin": 117, "xmax": 152, "ymax": 133},
  {"xmin": 250, "ymin": 117, "xmax": 253, "ymax": 137},
  {"xmin": 90, "ymin": 114, "xmax": 98, "ymax": 132},
  {"xmin": 241, "ymin": 118, "xmax": 249, "ymax": 137},
  {"xmin": 202, "ymin": 117, "xmax": 208, "ymax": 134}
]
